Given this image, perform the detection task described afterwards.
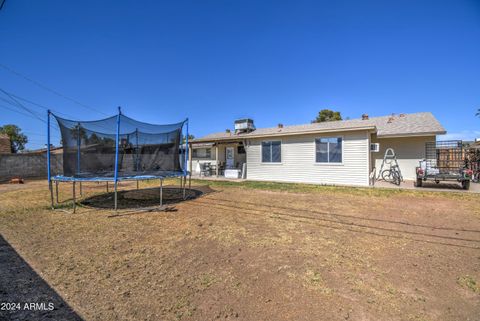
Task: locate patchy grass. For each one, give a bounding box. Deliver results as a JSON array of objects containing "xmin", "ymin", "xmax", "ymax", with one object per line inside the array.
[
  {"xmin": 198, "ymin": 274, "xmax": 217, "ymax": 289},
  {"xmin": 303, "ymin": 270, "xmax": 333, "ymax": 294},
  {"xmin": 151, "ymin": 178, "xmax": 478, "ymax": 200},
  {"xmin": 0, "ymin": 179, "xmax": 479, "ymax": 321},
  {"xmin": 457, "ymin": 275, "xmax": 480, "ymax": 293}
]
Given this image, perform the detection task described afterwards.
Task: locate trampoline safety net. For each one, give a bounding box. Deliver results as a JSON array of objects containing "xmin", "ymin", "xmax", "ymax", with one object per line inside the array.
[{"xmin": 53, "ymin": 113, "xmax": 187, "ymax": 179}]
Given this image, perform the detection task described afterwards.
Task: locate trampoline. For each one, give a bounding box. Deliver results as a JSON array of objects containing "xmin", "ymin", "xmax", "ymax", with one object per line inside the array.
[{"xmin": 46, "ymin": 107, "xmax": 190, "ymax": 212}]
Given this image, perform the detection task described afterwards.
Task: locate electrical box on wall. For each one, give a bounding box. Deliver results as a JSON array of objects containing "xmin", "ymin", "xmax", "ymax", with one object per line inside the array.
[{"xmin": 370, "ymin": 143, "xmax": 380, "ymax": 152}]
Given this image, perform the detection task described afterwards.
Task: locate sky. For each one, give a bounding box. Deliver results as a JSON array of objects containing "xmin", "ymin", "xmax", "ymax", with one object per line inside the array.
[{"xmin": 0, "ymin": 0, "xmax": 479, "ymax": 149}]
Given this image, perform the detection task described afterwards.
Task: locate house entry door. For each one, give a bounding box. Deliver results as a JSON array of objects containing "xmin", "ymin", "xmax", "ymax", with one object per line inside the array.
[{"xmin": 226, "ymin": 147, "xmax": 235, "ymax": 169}]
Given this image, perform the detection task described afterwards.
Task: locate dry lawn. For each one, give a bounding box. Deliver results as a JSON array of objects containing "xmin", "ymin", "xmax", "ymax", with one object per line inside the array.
[{"xmin": 0, "ymin": 179, "xmax": 479, "ymax": 321}]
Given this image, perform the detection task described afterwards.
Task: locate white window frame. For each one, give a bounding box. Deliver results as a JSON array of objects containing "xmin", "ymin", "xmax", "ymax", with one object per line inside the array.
[
  {"xmin": 261, "ymin": 140, "xmax": 282, "ymax": 164},
  {"xmin": 192, "ymin": 147, "xmax": 212, "ymax": 159},
  {"xmin": 314, "ymin": 136, "xmax": 344, "ymax": 165}
]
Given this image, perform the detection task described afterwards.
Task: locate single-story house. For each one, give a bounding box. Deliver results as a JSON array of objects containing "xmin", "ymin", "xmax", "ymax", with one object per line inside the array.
[{"xmin": 188, "ymin": 112, "xmax": 446, "ymax": 186}]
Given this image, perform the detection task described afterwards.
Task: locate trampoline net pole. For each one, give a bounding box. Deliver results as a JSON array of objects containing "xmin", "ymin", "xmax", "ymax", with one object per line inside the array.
[
  {"xmin": 76, "ymin": 122, "xmax": 81, "ymax": 176},
  {"xmin": 113, "ymin": 107, "xmax": 121, "ymax": 211},
  {"xmin": 184, "ymin": 119, "xmax": 189, "ymax": 178},
  {"xmin": 47, "ymin": 110, "xmax": 54, "ymax": 209},
  {"xmin": 135, "ymin": 128, "xmax": 139, "ymax": 173}
]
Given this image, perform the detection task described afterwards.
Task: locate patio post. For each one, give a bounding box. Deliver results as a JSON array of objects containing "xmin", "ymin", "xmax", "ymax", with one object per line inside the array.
[
  {"xmin": 215, "ymin": 144, "xmax": 219, "ymax": 177},
  {"xmin": 188, "ymin": 142, "xmax": 192, "ymax": 189}
]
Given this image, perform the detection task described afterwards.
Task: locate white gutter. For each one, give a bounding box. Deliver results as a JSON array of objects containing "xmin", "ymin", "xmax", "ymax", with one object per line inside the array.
[
  {"xmin": 376, "ymin": 131, "xmax": 446, "ymax": 139},
  {"xmin": 192, "ymin": 125, "xmax": 377, "ymax": 144}
]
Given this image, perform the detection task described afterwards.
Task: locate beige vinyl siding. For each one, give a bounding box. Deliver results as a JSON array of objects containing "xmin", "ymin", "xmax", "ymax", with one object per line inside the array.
[
  {"xmin": 245, "ymin": 131, "xmax": 370, "ymax": 186},
  {"xmin": 371, "ymin": 135, "xmax": 435, "ymax": 180}
]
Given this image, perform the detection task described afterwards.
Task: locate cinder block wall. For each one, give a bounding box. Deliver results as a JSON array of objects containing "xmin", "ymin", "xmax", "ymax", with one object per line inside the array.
[{"xmin": 0, "ymin": 153, "xmax": 63, "ymax": 182}]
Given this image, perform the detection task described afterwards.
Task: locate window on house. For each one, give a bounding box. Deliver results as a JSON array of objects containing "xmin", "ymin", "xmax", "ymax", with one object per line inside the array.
[
  {"xmin": 192, "ymin": 148, "xmax": 211, "ymax": 159},
  {"xmin": 315, "ymin": 137, "xmax": 342, "ymax": 163},
  {"xmin": 261, "ymin": 141, "xmax": 281, "ymax": 163}
]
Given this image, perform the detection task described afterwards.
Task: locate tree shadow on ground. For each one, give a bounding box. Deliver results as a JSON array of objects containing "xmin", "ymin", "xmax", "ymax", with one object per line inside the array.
[
  {"xmin": 0, "ymin": 234, "xmax": 83, "ymax": 321},
  {"xmin": 80, "ymin": 186, "xmax": 213, "ymax": 210}
]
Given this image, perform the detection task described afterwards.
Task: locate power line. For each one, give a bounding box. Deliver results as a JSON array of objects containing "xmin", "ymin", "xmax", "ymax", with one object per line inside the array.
[
  {"xmin": 0, "ymin": 89, "xmax": 62, "ymax": 123},
  {"xmin": 22, "ymin": 130, "xmax": 60, "ymax": 138},
  {"xmin": 0, "ymin": 63, "xmax": 109, "ymax": 116},
  {"xmin": 1, "ymin": 88, "xmax": 115, "ymax": 126},
  {"xmin": 0, "ymin": 103, "xmax": 60, "ymax": 131},
  {"xmin": 0, "ymin": 89, "xmax": 119, "ymax": 136},
  {"xmin": 0, "ymin": 88, "xmax": 120, "ymax": 136},
  {"xmin": 7, "ymin": 92, "xmax": 75, "ymax": 119},
  {"xmin": 0, "ymin": 88, "xmax": 46, "ymax": 123},
  {"xmin": 0, "ymin": 94, "xmax": 60, "ymax": 131},
  {"xmin": 0, "ymin": 103, "xmax": 39, "ymax": 119}
]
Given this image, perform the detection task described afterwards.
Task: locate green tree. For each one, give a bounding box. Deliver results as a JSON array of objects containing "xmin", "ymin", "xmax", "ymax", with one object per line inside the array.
[
  {"xmin": 0, "ymin": 124, "xmax": 28, "ymax": 153},
  {"xmin": 312, "ymin": 109, "xmax": 342, "ymax": 123},
  {"xmin": 70, "ymin": 124, "xmax": 87, "ymax": 141},
  {"xmin": 182, "ymin": 134, "xmax": 195, "ymax": 144}
]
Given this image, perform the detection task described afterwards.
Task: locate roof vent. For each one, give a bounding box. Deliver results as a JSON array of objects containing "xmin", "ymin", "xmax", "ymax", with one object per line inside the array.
[
  {"xmin": 234, "ymin": 118, "xmax": 255, "ymax": 134},
  {"xmin": 362, "ymin": 114, "xmax": 369, "ymax": 120}
]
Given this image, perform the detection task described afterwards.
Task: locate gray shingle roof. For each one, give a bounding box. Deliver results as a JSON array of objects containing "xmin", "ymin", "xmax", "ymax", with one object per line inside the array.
[{"xmin": 192, "ymin": 112, "xmax": 445, "ymax": 143}]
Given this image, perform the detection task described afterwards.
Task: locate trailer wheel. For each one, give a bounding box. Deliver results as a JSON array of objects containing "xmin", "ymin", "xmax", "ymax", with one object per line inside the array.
[
  {"xmin": 415, "ymin": 177, "xmax": 423, "ymax": 187},
  {"xmin": 462, "ymin": 180, "xmax": 470, "ymax": 190}
]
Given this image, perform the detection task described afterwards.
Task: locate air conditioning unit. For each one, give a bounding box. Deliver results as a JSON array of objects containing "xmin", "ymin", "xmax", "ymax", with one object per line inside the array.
[
  {"xmin": 234, "ymin": 119, "xmax": 255, "ymax": 134},
  {"xmin": 370, "ymin": 143, "xmax": 380, "ymax": 152}
]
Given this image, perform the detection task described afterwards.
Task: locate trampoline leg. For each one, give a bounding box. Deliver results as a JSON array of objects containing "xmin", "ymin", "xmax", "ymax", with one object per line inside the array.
[
  {"xmin": 106, "ymin": 182, "xmax": 109, "ymax": 193},
  {"xmin": 183, "ymin": 176, "xmax": 186, "ymax": 200},
  {"xmin": 114, "ymin": 182, "xmax": 118, "ymax": 211},
  {"xmin": 136, "ymin": 180, "xmax": 139, "ymax": 190},
  {"xmin": 189, "ymin": 173, "xmax": 191, "ymax": 190},
  {"xmin": 80, "ymin": 182, "xmax": 83, "ymax": 197},
  {"xmin": 72, "ymin": 181, "xmax": 76, "ymax": 213},
  {"xmin": 55, "ymin": 180, "xmax": 59, "ymax": 204},
  {"xmin": 49, "ymin": 180, "xmax": 54, "ymax": 209},
  {"xmin": 160, "ymin": 179, "xmax": 163, "ymax": 207}
]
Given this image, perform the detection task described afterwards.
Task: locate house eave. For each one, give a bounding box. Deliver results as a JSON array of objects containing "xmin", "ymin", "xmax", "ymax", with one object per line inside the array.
[
  {"xmin": 376, "ymin": 131, "xmax": 446, "ymax": 139},
  {"xmin": 192, "ymin": 125, "xmax": 377, "ymax": 144}
]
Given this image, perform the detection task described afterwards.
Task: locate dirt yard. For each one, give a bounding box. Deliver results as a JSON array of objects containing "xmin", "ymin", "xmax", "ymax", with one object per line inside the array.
[{"xmin": 0, "ymin": 179, "xmax": 479, "ymax": 321}]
